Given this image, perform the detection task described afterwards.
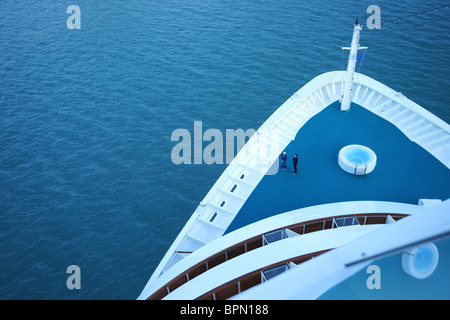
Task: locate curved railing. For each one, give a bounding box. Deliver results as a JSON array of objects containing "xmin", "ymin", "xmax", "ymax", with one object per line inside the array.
[
  {"xmin": 147, "ymin": 212, "xmax": 407, "ymax": 300},
  {"xmin": 142, "ymin": 70, "xmax": 450, "ymax": 298},
  {"xmin": 195, "ymin": 249, "xmax": 331, "ymax": 300}
]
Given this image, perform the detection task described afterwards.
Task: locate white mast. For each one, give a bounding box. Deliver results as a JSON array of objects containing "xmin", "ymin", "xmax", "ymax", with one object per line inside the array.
[{"xmin": 340, "ymin": 20, "xmax": 367, "ymax": 111}]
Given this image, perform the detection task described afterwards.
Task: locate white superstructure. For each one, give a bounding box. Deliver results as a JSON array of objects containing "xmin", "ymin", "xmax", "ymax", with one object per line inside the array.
[
  {"xmin": 138, "ymin": 65, "xmax": 450, "ymax": 299},
  {"xmin": 139, "ymin": 22, "xmax": 450, "ymax": 300}
]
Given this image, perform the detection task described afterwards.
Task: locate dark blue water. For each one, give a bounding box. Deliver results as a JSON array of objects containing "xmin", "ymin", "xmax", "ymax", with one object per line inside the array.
[{"xmin": 0, "ymin": 1, "xmax": 449, "ymax": 299}]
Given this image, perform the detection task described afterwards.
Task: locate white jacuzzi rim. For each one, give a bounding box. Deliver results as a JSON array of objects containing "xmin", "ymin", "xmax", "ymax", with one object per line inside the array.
[
  {"xmin": 402, "ymin": 242, "xmax": 439, "ymax": 279},
  {"xmin": 338, "ymin": 144, "xmax": 377, "ymax": 175}
]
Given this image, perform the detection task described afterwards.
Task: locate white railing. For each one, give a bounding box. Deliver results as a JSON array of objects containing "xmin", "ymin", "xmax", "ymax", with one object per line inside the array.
[{"xmin": 140, "ymin": 70, "xmax": 450, "ymax": 297}]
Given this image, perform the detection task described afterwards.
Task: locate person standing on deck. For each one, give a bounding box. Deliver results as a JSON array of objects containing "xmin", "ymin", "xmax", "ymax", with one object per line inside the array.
[
  {"xmin": 293, "ymin": 154, "xmax": 298, "ymax": 175},
  {"xmin": 280, "ymin": 152, "xmax": 287, "ymax": 170}
]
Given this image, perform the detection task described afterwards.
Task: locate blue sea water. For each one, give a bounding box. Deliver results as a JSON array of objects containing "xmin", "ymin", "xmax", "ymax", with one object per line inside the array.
[{"xmin": 0, "ymin": 1, "xmax": 449, "ymax": 299}]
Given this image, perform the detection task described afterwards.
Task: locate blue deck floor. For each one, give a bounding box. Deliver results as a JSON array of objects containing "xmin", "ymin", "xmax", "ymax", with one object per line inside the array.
[{"xmin": 226, "ymin": 101, "xmax": 450, "ymax": 233}]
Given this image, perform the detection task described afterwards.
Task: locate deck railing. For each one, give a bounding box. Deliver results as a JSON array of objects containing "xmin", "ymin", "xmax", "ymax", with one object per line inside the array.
[
  {"xmin": 196, "ymin": 249, "xmax": 331, "ymax": 300},
  {"xmin": 147, "ymin": 212, "xmax": 407, "ymax": 300}
]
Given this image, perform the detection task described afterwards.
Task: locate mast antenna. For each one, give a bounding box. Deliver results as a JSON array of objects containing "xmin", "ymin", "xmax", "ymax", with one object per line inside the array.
[{"xmin": 340, "ymin": 20, "xmax": 368, "ymax": 111}]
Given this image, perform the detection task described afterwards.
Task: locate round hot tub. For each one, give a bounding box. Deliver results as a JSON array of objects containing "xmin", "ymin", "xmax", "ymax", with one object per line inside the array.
[
  {"xmin": 338, "ymin": 145, "xmax": 377, "ymax": 175},
  {"xmin": 402, "ymin": 242, "xmax": 439, "ymax": 279}
]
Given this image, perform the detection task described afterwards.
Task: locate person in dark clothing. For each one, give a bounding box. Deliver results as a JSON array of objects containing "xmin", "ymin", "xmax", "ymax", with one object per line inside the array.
[
  {"xmin": 280, "ymin": 152, "xmax": 287, "ymax": 171},
  {"xmin": 293, "ymin": 154, "xmax": 298, "ymax": 175}
]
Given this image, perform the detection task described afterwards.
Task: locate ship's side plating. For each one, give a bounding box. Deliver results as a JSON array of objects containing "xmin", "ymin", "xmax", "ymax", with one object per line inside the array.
[
  {"xmin": 139, "ymin": 201, "xmax": 424, "ymax": 300},
  {"xmin": 139, "ymin": 69, "xmax": 450, "ymax": 299}
]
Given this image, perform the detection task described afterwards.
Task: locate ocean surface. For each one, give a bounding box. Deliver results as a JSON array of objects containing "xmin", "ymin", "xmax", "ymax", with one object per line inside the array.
[{"xmin": 0, "ymin": 0, "xmax": 449, "ymax": 299}]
